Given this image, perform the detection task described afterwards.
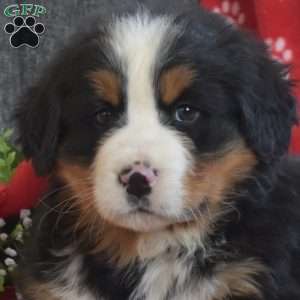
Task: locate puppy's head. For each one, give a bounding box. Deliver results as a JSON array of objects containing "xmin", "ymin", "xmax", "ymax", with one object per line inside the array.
[{"xmin": 17, "ymin": 5, "xmax": 296, "ymax": 233}]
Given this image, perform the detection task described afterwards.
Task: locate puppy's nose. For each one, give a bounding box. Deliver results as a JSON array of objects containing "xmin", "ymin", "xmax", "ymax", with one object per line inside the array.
[
  {"xmin": 119, "ymin": 162, "xmax": 158, "ymax": 198},
  {"xmin": 126, "ymin": 173, "xmax": 151, "ymax": 198}
]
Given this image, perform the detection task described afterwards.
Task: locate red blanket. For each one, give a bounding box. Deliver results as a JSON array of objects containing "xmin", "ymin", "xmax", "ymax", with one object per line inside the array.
[{"xmin": 202, "ymin": 0, "xmax": 300, "ymax": 153}]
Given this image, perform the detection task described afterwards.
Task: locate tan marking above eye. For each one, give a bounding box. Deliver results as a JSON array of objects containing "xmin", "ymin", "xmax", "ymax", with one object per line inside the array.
[
  {"xmin": 87, "ymin": 70, "xmax": 121, "ymax": 106},
  {"xmin": 160, "ymin": 65, "xmax": 196, "ymax": 105}
]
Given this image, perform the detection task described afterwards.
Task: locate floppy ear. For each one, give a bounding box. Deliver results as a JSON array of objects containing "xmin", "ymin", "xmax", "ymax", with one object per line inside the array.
[
  {"xmin": 238, "ymin": 48, "xmax": 297, "ymax": 164},
  {"xmin": 16, "ymin": 85, "xmax": 61, "ymax": 176}
]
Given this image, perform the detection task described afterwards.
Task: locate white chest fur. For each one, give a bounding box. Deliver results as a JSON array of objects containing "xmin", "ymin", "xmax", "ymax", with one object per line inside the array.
[
  {"xmin": 130, "ymin": 251, "xmax": 219, "ymax": 300},
  {"xmin": 49, "ymin": 256, "xmax": 97, "ymax": 300},
  {"xmin": 129, "ymin": 232, "xmax": 264, "ymax": 300},
  {"xmin": 47, "ymin": 234, "xmax": 262, "ymax": 300},
  {"xmin": 130, "ymin": 253, "xmax": 264, "ymax": 300}
]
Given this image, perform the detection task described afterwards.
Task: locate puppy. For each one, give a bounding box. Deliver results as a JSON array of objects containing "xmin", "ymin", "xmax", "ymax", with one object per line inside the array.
[{"xmin": 16, "ymin": 0, "xmax": 300, "ymax": 299}]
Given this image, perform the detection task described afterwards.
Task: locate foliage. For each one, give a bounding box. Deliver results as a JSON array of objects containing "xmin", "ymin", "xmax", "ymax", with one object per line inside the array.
[
  {"xmin": 0, "ymin": 128, "xmax": 27, "ymax": 295},
  {"xmin": 0, "ymin": 210, "xmax": 32, "ymax": 294},
  {"xmin": 0, "ymin": 129, "xmax": 23, "ymax": 183}
]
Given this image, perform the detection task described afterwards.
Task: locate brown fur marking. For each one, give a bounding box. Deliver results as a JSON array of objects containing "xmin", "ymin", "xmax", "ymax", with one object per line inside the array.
[
  {"xmin": 87, "ymin": 70, "xmax": 121, "ymax": 106},
  {"xmin": 17, "ymin": 276, "xmax": 59, "ymax": 300},
  {"xmin": 57, "ymin": 161, "xmax": 139, "ymax": 267},
  {"xmin": 185, "ymin": 143, "xmax": 257, "ymax": 208},
  {"xmin": 214, "ymin": 259, "xmax": 266, "ymax": 299},
  {"xmin": 160, "ymin": 65, "xmax": 196, "ymax": 105}
]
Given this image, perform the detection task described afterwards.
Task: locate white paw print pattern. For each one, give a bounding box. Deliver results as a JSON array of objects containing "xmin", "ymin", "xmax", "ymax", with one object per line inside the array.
[
  {"xmin": 265, "ymin": 37, "xmax": 294, "ymax": 64},
  {"xmin": 213, "ymin": 0, "xmax": 246, "ymax": 25}
]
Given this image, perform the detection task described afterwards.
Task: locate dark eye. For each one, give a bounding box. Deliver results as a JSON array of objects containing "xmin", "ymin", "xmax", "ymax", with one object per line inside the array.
[
  {"xmin": 95, "ymin": 108, "xmax": 114, "ymax": 125},
  {"xmin": 175, "ymin": 105, "xmax": 200, "ymax": 124}
]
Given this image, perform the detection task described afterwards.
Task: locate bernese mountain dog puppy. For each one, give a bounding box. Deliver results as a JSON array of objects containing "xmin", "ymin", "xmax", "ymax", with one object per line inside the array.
[{"xmin": 16, "ymin": 0, "xmax": 300, "ymax": 299}]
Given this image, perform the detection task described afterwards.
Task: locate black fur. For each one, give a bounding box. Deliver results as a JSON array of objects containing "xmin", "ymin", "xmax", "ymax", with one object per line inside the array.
[{"xmin": 16, "ymin": 1, "xmax": 300, "ymax": 299}]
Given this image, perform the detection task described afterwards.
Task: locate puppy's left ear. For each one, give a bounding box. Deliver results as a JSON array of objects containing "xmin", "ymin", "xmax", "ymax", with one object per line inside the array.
[
  {"xmin": 16, "ymin": 85, "xmax": 61, "ymax": 176},
  {"xmin": 238, "ymin": 44, "xmax": 297, "ymax": 164}
]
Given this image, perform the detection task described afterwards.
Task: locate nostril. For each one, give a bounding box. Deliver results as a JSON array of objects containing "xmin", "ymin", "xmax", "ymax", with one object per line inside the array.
[
  {"xmin": 126, "ymin": 173, "xmax": 152, "ymax": 198},
  {"xmin": 119, "ymin": 167, "xmax": 133, "ymax": 186},
  {"xmin": 119, "ymin": 162, "xmax": 159, "ymax": 188},
  {"xmin": 120, "ymin": 167, "xmax": 132, "ymax": 176}
]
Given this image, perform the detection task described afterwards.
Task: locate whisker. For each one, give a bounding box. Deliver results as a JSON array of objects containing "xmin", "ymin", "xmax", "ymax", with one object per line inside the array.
[{"xmin": 36, "ymin": 187, "xmax": 95, "ymax": 237}]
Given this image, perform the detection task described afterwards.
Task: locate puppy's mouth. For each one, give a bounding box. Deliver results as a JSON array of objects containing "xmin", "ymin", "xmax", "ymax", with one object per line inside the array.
[
  {"xmin": 125, "ymin": 200, "xmax": 208, "ymax": 226},
  {"xmin": 133, "ymin": 207, "xmax": 155, "ymax": 215},
  {"xmin": 127, "ymin": 203, "xmax": 166, "ymax": 219}
]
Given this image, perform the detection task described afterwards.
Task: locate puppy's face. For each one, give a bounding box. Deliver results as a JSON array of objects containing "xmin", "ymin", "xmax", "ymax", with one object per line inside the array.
[
  {"xmin": 86, "ymin": 14, "xmax": 257, "ymax": 232},
  {"xmin": 18, "ymin": 9, "xmax": 296, "ymax": 233}
]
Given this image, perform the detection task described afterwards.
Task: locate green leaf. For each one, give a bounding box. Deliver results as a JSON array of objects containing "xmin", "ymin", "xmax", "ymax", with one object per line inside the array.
[
  {"xmin": 0, "ymin": 170, "xmax": 10, "ymax": 183},
  {"xmin": 11, "ymin": 224, "xmax": 25, "ymax": 242},
  {"xmin": 3, "ymin": 129, "xmax": 13, "ymax": 140},
  {"xmin": 10, "ymin": 146, "xmax": 23, "ymax": 167},
  {"xmin": 0, "ymin": 173, "xmax": 7, "ymax": 182},
  {"xmin": 0, "ymin": 275, "xmax": 5, "ymax": 293},
  {"xmin": 0, "ymin": 128, "xmax": 23, "ymax": 183},
  {"xmin": 0, "ymin": 159, "xmax": 6, "ymax": 168},
  {"xmin": 0, "ymin": 140, "xmax": 10, "ymax": 155},
  {"xmin": 7, "ymin": 152, "xmax": 16, "ymax": 166}
]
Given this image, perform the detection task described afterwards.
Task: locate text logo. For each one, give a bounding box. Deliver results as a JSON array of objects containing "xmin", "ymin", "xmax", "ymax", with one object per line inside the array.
[
  {"xmin": 4, "ymin": 4, "xmax": 46, "ymax": 17},
  {"xmin": 4, "ymin": 4, "xmax": 46, "ymax": 48}
]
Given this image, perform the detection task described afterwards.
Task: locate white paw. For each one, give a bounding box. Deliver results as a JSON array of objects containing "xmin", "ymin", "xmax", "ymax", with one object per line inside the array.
[
  {"xmin": 212, "ymin": 0, "xmax": 246, "ymax": 26},
  {"xmin": 265, "ymin": 37, "xmax": 294, "ymax": 64}
]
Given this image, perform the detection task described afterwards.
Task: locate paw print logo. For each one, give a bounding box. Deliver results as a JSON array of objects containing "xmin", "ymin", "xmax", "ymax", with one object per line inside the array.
[
  {"xmin": 4, "ymin": 16, "xmax": 45, "ymax": 48},
  {"xmin": 212, "ymin": 1, "xmax": 246, "ymax": 26},
  {"xmin": 265, "ymin": 37, "xmax": 294, "ymax": 64}
]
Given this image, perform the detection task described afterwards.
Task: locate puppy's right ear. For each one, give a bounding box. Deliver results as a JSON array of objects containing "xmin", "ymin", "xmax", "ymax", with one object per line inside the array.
[{"xmin": 16, "ymin": 85, "xmax": 61, "ymax": 176}]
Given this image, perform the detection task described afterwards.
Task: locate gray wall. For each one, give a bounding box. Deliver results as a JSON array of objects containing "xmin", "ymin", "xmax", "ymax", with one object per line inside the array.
[{"xmin": 0, "ymin": 0, "xmax": 110, "ymax": 130}]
